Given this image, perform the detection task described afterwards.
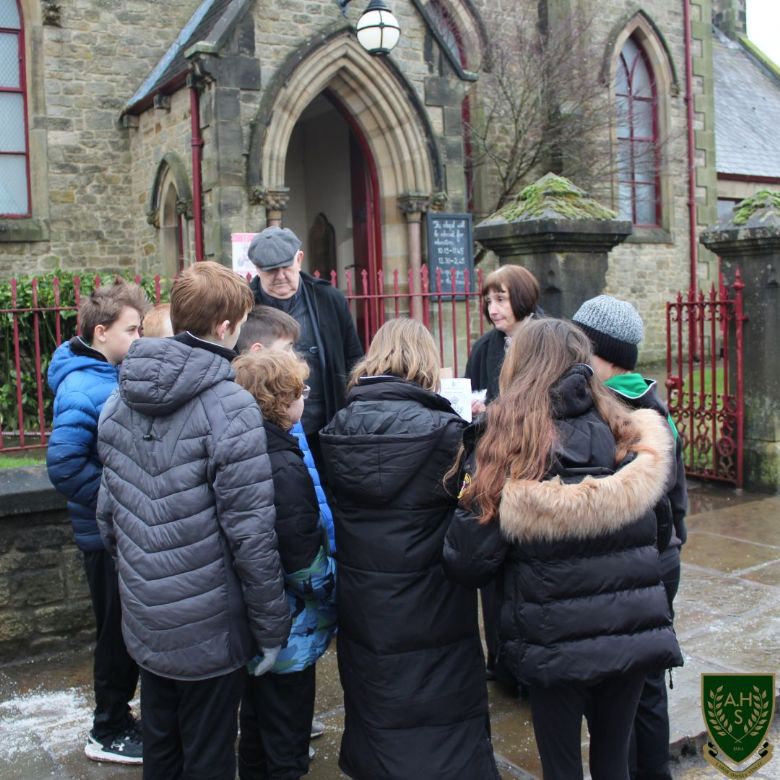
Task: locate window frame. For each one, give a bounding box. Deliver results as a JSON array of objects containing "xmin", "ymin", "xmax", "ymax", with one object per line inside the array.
[
  {"xmin": 615, "ymin": 35, "xmax": 661, "ymax": 228},
  {"xmin": 0, "ymin": 0, "xmax": 32, "ymax": 218},
  {"xmin": 148, "ymin": 153, "xmax": 193, "ymax": 275},
  {"xmin": 160, "ymin": 177, "xmax": 186, "ymax": 274}
]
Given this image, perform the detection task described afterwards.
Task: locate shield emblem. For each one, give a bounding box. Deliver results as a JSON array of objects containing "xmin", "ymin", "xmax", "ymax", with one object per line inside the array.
[{"xmin": 702, "ymin": 674, "xmax": 775, "ymax": 764}]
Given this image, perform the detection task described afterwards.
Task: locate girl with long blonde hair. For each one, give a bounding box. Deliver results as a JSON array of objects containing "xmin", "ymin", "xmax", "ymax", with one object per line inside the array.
[
  {"xmin": 444, "ymin": 318, "xmax": 682, "ymax": 780},
  {"xmin": 320, "ymin": 318, "xmax": 499, "ymax": 780}
]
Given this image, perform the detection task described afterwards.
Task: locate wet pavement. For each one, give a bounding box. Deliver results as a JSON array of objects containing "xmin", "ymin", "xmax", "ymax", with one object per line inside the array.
[{"xmin": 1, "ymin": 481, "xmax": 778, "ymax": 779}]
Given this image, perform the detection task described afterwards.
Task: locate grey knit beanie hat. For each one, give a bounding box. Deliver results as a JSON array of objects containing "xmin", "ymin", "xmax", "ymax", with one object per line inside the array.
[{"xmin": 571, "ymin": 295, "xmax": 644, "ymax": 370}]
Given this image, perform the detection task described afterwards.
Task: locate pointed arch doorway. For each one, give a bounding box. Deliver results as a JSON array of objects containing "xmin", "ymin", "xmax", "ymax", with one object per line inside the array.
[
  {"xmin": 250, "ymin": 33, "xmax": 442, "ymax": 341},
  {"xmin": 283, "ymin": 90, "xmax": 381, "ymax": 341}
]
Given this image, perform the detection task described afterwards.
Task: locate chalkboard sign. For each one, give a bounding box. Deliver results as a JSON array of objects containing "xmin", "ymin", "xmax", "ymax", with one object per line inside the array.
[{"xmin": 425, "ymin": 212, "xmax": 474, "ymax": 297}]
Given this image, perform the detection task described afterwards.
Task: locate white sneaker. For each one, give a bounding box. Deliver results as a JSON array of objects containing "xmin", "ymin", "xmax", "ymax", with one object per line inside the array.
[
  {"xmin": 309, "ymin": 745, "xmax": 316, "ymax": 761},
  {"xmin": 310, "ymin": 718, "xmax": 326, "ymax": 739}
]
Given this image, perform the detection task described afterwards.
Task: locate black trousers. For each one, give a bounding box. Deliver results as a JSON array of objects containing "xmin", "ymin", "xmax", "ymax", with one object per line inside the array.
[
  {"xmin": 530, "ymin": 671, "xmax": 646, "ymax": 780},
  {"xmin": 140, "ymin": 666, "xmax": 245, "ymax": 780},
  {"xmin": 630, "ymin": 548, "xmax": 682, "ymax": 780},
  {"xmin": 82, "ymin": 549, "xmax": 139, "ymax": 739},
  {"xmin": 238, "ymin": 665, "xmax": 316, "ymax": 780}
]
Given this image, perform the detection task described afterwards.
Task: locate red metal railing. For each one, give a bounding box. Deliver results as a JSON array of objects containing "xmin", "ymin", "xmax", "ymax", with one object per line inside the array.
[
  {"xmin": 0, "ymin": 274, "xmax": 162, "ymax": 452},
  {"xmin": 665, "ymin": 270, "xmax": 746, "ymax": 488},
  {"xmin": 1, "ymin": 267, "xmax": 483, "ymax": 453},
  {"xmin": 328, "ymin": 265, "xmax": 485, "ymax": 377}
]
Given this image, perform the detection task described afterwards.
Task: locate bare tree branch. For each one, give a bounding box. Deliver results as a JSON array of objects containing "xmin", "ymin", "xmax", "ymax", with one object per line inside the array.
[{"xmin": 468, "ymin": 5, "xmax": 625, "ymax": 214}]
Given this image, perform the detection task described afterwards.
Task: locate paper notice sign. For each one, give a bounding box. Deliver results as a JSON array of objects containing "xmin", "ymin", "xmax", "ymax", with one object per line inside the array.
[
  {"xmin": 232, "ymin": 233, "xmax": 258, "ymax": 279},
  {"xmin": 440, "ymin": 377, "xmax": 473, "ymax": 422}
]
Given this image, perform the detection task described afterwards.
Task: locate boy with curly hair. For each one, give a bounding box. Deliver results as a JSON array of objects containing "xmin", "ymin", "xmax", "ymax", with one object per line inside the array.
[{"xmin": 233, "ymin": 349, "xmax": 337, "ymax": 780}]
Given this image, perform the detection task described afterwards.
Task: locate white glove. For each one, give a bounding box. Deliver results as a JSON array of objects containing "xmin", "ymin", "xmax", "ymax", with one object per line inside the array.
[{"xmin": 247, "ymin": 646, "xmax": 282, "ymax": 677}]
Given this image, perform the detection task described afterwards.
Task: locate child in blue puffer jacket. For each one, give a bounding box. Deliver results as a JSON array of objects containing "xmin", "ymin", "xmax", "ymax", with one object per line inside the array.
[
  {"xmin": 47, "ymin": 280, "xmax": 149, "ymax": 765},
  {"xmin": 233, "ymin": 349, "xmax": 337, "ymax": 780}
]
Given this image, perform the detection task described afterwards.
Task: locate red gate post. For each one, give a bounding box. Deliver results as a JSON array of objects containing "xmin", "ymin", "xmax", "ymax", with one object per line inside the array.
[
  {"xmin": 733, "ymin": 270, "xmax": 746, "ymax": 490},
  {"xmin": 11, "ymin": 279, "xmax": 25, "ymax": 448}
]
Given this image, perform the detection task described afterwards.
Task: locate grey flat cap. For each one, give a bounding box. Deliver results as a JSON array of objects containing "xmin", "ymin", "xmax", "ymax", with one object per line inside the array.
[{"xmin": 248, "ymin": 227, "xmax": 302, "ymax": 271}]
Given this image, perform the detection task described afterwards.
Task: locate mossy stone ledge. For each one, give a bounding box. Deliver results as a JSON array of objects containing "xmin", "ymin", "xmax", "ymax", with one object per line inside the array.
[
  {"xmin": 473, "ymin": 173, "xmax": 632, "ymax": 319},
  {"xmin": 701, "ymin": 190, "xmax": 780, "ymax": 257},
  {"xmin": 475, "ymin": 172, "xmax": 632, "ymax": 257}
]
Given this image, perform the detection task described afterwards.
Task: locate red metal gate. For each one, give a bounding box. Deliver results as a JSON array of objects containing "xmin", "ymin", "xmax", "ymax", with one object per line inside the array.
[{"xmin": 665, "ymin": 271, "xmax": 746, "ymax": 488}]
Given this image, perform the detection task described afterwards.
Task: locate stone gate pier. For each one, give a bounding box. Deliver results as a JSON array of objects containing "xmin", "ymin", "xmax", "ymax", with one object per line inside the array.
[{"xmin": 701, "ymin": 191, "xmax": 780, "ymax": 492}]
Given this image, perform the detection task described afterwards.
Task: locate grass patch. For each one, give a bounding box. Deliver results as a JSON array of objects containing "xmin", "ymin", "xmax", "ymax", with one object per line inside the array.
[{"xmin": 0, "ymin": 451, "xmax": 46, "ymax": 468}]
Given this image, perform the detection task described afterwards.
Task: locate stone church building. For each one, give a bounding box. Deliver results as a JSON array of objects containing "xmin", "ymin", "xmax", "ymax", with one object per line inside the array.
[{"xmin": 0, "ymin": 0, "xmax": 775, "ymax": 358}]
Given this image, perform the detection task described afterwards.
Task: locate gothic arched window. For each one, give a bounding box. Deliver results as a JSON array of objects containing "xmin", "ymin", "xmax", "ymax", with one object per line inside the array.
[
  {"xmin": 615, "ymin": 35, "xmax": 659, "ymax": 226},
  {"xmin": 428, "ymin": 0, "xmax": 474, "ymax": 211},
  {"xmin": 0, "ymin": 0, "xmax": 30, "ymax": 217}
]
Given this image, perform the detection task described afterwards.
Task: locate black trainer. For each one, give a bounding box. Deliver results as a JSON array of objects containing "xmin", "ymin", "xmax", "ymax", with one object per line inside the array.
[{"xmin": 85, "ymin": 727, "xmax": 143, "ymax": 765}]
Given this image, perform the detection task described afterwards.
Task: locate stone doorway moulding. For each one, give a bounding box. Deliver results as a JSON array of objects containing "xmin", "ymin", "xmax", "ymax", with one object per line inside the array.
[{"xmin": 247, "ymin": 32, "xmax": 443, "ymax": 288}]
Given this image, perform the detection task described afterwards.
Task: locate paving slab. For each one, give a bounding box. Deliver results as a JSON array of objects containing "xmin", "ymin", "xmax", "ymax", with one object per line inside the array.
[{"xmin": 0, "ymin": 482, "xmax": 778, "ymax": 779}]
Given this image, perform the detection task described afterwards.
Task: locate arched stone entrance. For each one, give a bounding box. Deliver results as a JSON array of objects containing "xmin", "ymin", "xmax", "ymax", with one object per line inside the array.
[{"xmin": 248, "ymin": 33, "xmax": 442, "ymax": 311}]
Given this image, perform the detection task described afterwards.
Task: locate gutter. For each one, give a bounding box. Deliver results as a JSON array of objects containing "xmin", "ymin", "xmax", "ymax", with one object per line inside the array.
[
  {"xmin": 718, "ymin": 173, "xmax": 780, "ymax": 185},
  {"xmin": 683, "ymin": 0, "xmax": 697, "ymax": 293},
  {"xmin": 188, "ymin": 70, "xmax": 205, "ymax": 262}
]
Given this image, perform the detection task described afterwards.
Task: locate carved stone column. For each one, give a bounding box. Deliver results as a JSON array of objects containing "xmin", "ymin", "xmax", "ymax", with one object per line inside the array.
[
  {"xmin": 251, "ymin": 187, "xmax": 290, "ymax": 227},
  {"xmin": 398, "ymin": 193, "xmax": 430, "ymax": 321}
]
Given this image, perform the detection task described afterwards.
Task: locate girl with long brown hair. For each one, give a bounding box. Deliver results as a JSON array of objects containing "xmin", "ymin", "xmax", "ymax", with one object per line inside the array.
[
  {"xmin": 464, "ymin": 264, "xmax": 540, "ymax": 681},
  {"xmin": 444, "ymin": 318, "xmax": 682, "ymax": 779}
]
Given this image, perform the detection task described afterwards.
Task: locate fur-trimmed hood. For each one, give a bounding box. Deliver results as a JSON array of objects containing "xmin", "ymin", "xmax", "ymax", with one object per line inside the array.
[{"xmin": 499, "ymin": 407, "xmax": 673, "ymax": 543}]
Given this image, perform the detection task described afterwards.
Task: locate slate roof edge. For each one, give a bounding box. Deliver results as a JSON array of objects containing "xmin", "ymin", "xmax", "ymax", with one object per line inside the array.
[
  {"xmin": 123, "ymin": 0, "xmax": 219, "ymax": 115},
  {"xmin": 737, "ymin": 35, "xmax": 780, "ymax": 84},
  {"xmin": 189, "ymin": 0, "xmax": 254, "ymax": 56}
]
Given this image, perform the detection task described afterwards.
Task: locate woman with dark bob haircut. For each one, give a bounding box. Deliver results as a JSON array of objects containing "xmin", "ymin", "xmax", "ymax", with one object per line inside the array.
[{"xmin": 465, "ymin": 264, "xmax": 540, "ymax": 415}]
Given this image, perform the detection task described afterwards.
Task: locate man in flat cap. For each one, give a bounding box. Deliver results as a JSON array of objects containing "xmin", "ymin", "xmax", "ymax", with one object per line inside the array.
[{"xmin": 248, "ymin": 226, "xmax": 363, "ymax": 470}]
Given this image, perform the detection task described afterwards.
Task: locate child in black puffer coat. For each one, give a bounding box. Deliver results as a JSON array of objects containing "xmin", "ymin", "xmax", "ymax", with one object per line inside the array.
[
  {"xmin": 572, "ymin": 295, "xmax": 687, "ymax": 780},
  {"xmin": 232, "ymin": 350, "xmax": 336, "ymax": 780},
  {"xmin": 444, "ymin": 318, "xmax": 683, "ymax": 780},
  {"xmin": 320, "ymin": 318, "xmax": 499, "ymax": 780}
]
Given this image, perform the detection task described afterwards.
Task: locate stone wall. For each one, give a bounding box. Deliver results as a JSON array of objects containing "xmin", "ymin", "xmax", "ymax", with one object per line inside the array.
[
  {"xmin": 468, "ymin": 0, "xmax": 717, "ymax": 362},
  {"xmin": 0, "ymin": 0, "xmax": 198, "ymax": 278},
  {"xmin": 0, "ymin": 0, "xmax": 729, "ymax": 362},
  {"xmin": 129, "ymin": 88, "xmax": 194, "ymax": 277},
  {"xmin": 0, "ymin": 468, "xmax": 92, "ymax": 662}
]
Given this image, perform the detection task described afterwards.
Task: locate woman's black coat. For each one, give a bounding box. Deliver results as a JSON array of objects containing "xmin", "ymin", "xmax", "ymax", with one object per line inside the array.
[
  {"xmin": 444, "ymin": 367, "xmax": 683, "ymax": 688},
  {"xmin": 464, "ymin": 328, "xmax": 505, "ymax": 403},
  {"xmin": 319, "ymin": 377, "xmax": 498, "ymax": 780}
]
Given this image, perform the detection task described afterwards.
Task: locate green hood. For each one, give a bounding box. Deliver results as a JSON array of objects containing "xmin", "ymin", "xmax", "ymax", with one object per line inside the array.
[
  {"xmin": 604, "ymin": 372, "xmax": 654, "ymax": 399},
  {"xmin": 605, "ymin": 372, "xmax": 678, "ymax": 440}
]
